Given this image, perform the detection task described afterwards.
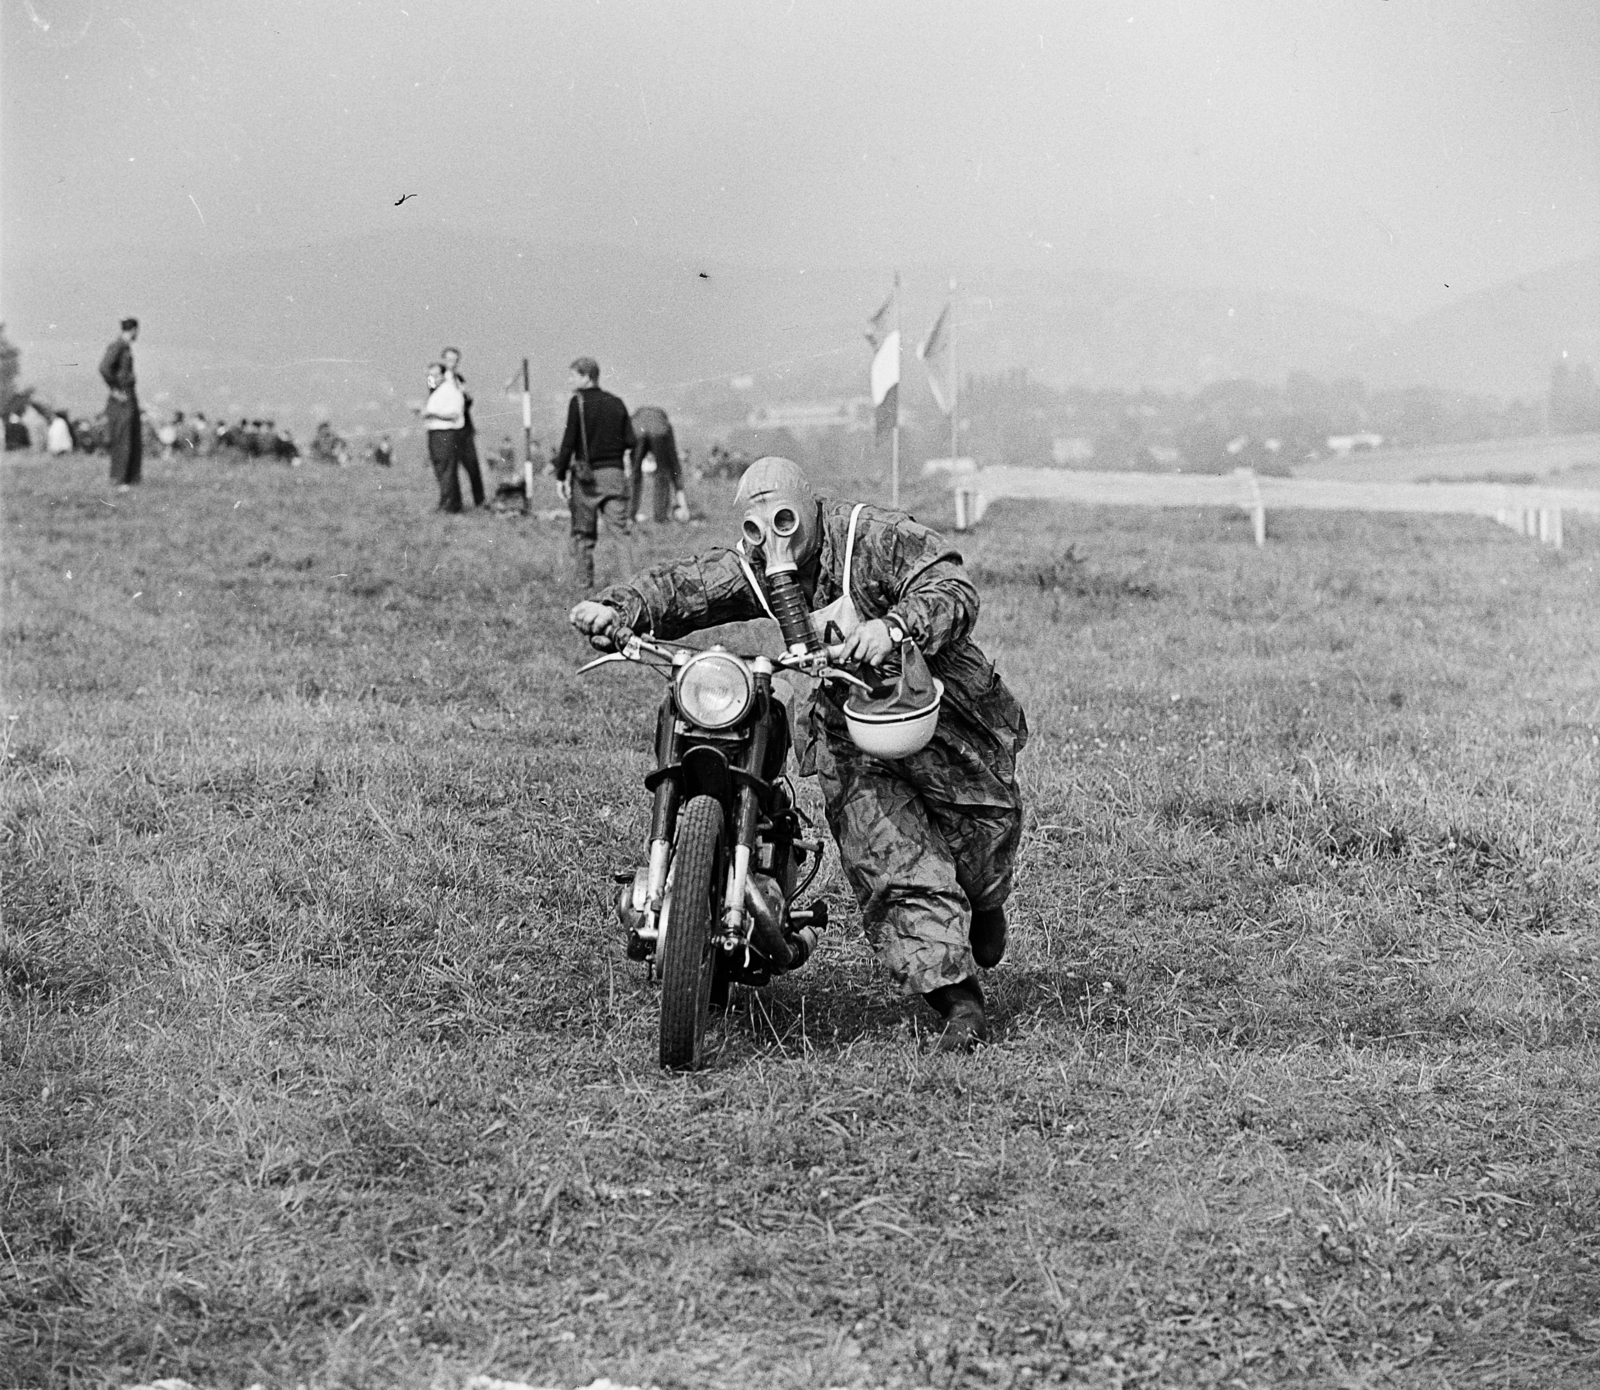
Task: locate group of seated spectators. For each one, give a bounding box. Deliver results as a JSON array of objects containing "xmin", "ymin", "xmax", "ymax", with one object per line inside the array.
[
  {"xmin": 4, "ymin": 400, "xmax": 380, "ymax": 468},
  {"xmin": 6, "ymin": 402, "xmax": 94, "ymax": 455}
]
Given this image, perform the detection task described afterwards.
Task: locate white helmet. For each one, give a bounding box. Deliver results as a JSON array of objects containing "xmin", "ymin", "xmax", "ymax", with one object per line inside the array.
[{"xmin": 844, "ymin": 678, "xmax": 944, "ymax": 759}]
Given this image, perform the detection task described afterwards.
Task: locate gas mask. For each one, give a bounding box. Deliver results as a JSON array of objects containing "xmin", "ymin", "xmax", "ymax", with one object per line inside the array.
[
  {"xmin": 737, "ymin": 456, "xmax": 819, "ymax": 575},
  {"xmin": 736, "ymin": 457, "xmax": 823, "ymax": 655}
]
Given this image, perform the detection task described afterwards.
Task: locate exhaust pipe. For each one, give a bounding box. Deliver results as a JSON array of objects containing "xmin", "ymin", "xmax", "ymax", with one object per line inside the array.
[
  {"xmin": 744, "ymin": 873, "xmax": 794, "ymax": 968},
  {"xmin": 744, "ymin": 877, "xmax": 828, "ymax": 971}
]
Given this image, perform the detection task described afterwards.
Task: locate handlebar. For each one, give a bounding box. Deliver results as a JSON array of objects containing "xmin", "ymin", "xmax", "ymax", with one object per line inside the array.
[{"xmin": 577, "ymin": 627, "xmax": 874, "ymax": 692}]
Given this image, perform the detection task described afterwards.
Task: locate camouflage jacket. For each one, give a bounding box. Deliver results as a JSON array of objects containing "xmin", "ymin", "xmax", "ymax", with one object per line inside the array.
[{"xmin": 595, "ymin": 499, "xmax": 1028, "ymax": 765}]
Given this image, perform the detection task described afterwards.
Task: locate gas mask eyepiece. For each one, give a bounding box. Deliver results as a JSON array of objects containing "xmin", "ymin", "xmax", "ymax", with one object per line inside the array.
[{"xmin": 743, "ymin": 504, "xmax": 802, "ymax": 563}]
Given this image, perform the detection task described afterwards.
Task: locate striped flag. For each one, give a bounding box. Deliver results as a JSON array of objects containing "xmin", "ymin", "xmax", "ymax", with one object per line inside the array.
[
  {"xmin": 917, "ymin": 301, "xmax": 953, "ymax": 415},
  {"xmin": 867, "ymin": 284, "xmax": 899, "ymax": 441}
]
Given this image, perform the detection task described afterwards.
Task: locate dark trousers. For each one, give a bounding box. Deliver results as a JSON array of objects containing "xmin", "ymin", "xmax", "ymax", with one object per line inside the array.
[
  {"xmin": 455, "ymin": 429, "xmax": 485, "ymax": 506},
  {"xmin": 629, "ymin": 426, "xmax": 680, "ymax": 521},
  {"xmin": 107, "ymin": 395, "xmax": 142, "ymax": 485},
  {"xmin": 569, "ymin": 464, "xmax": 634, "ymax": 589},
  {"xmin": 428, "ymin": 429, "xmax": 463, "ymax": 511}
]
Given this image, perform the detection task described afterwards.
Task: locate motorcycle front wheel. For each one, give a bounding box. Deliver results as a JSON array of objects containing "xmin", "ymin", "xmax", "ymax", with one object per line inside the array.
[{"xmin": 658, "ymin": 794, "xmax": 723, "ymax": 1070}]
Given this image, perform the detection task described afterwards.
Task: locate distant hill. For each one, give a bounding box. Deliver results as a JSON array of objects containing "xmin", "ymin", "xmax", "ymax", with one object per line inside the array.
[
  {"xmin": 1325, "ymin": 256, "xmax": 1600, "ymax": 399},
  {"xmin": 4, "ymin": 226, "xmax": 1590, "ymax": 436}
]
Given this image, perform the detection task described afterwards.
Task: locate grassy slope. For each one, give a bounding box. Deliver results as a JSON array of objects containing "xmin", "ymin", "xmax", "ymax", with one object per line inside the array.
[{"xmin": 2, "ymin": 451, "xmax": 1598, "ymax": 1389}]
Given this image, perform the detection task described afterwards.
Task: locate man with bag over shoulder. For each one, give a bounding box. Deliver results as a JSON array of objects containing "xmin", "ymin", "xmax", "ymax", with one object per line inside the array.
[{"xmin": 553, "ymin": 356, "xmax": 636, "ymax": 590}]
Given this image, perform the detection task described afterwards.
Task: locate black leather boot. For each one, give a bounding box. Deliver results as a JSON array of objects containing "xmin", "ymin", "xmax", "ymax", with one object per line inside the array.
[
  {"xmin": 970, "ymin": 905, "xmax": 1008, "ymax": 969},
  {"xmin": 924, "ymin": 976, "xmax": 989, "ymax": 1053}
]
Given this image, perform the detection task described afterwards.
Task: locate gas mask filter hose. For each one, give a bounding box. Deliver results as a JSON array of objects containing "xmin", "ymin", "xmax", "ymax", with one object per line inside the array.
[{"xmin": 767, "ymin": 570, "xmax": 822, "ymax": 657}]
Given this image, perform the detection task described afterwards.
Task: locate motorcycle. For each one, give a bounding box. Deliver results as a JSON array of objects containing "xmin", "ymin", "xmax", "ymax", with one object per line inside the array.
[{"xmin": 579, "ymin": 629, "xmax": 872, "ymax": 1069}]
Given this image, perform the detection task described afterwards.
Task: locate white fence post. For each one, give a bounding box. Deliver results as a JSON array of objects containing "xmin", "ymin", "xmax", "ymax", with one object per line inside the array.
[{"xmin": 1234, "ymin": 467, "xmax": 1266, "ymax": 546}]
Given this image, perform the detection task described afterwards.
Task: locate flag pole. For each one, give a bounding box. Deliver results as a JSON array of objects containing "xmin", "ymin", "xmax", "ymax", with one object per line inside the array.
[
  {"xmin": 520, "ymin": 357, "xmax": 534, "ymax": 513},
  {"xmin": 949, "ymin": 278, "xmax": 958, "ymax": 473},
  {"xmin": 892, "ymin": 269, "xmax": 901, "ymax": 508}
]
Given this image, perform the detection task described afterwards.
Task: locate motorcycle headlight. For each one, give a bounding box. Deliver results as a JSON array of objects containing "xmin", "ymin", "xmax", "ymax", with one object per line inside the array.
[{"xmin": 676, "ymin": 651, "xmax": 755, "ymax": 730}]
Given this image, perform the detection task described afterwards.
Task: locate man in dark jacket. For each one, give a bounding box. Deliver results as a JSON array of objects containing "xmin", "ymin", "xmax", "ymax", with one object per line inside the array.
[
  {"xmin": 554, "ymin": 357, "xmax": 636, "ymax": 589},
  {"xmin": 99, "ymin": 317, "xmax": 141, "ymax": 489},
  {"xmin": 568, "ymin": 456, "xmax": 1028, "ymax": 1051}
]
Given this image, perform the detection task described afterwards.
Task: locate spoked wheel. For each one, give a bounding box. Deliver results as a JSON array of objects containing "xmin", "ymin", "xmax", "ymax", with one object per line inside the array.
[{"xmin": 658, "ymin": 795, "xmax": 724, "ymax": 1070}]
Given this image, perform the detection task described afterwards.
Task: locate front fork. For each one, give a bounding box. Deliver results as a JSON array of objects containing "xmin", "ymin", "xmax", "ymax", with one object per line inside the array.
[
  {"xmin": 624, "ymin": 673, "xmax": 808, "ymax": 964},
  {"xmin": 720, "ymin": 713, "xmax": 770, "ymax": 941},
  {"xmin": 618, "ymin": 699, "xmax": 682, "ymax": 956}
]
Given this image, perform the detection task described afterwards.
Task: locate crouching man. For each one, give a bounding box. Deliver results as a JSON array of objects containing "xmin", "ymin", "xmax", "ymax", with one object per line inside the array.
[{"xmin": 569, "ymin": 457, "xmax": 1028, "ymax": 1052}]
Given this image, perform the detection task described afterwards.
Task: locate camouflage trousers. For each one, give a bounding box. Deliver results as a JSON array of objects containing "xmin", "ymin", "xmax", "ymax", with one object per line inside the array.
[{"xmin": 815, "ymin": 703, "xmax": 1024, "ymax": 997}]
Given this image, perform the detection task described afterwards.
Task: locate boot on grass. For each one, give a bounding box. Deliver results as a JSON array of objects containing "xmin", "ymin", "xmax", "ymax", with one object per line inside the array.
[
  {"xmin": 970, "ymin": 905, "xmax": 1007, "ymax": 969},
  {"xmin": 924, "ymin": 976, "xmax": 988, "ymax": 1053}
]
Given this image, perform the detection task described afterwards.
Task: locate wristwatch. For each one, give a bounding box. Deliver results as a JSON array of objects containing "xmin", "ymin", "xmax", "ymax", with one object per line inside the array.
[{"xmin": 884, "ymin": 614, "xmax": 908, "ymax": 645}]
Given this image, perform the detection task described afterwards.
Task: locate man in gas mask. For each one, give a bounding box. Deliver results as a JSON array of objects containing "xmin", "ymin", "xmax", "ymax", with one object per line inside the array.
[{"xmin": 568, "ymin": 456, "xmax": 1028, "ymax": 1052}]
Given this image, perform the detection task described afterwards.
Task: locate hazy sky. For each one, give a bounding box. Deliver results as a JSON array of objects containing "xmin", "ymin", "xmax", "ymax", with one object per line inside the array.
[{"xmin": 4, "ymin": 0, "xmax": 1597, "ymax": 318}]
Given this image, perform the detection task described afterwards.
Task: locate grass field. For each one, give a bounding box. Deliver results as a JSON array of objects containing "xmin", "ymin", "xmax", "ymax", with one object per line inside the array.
[{"xmin": 3, "ymin": 447, "xmax": 1598, "ymax": 1389}]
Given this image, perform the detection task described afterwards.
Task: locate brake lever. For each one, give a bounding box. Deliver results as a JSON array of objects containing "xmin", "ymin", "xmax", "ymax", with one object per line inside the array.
[{"xmin": 818, "ymin": 666, "xmax": 875, "ymax": 693}]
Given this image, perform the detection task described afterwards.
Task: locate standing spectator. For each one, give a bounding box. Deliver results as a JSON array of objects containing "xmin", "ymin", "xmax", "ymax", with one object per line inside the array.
[
  {"xmin": 629, "ymin": 404, "xmax": 689, "ymax": 523},
  {"xmin": 21, "ymin": 401, "xmax": 50, "ymax": 451},
  {"xmin": 99, "ymin": 317, "xmax": 141, "ymax": 489},
  {"xmin": 46, "ymin": 410, "xmax": 74, "ymax": 456},
  {"xmin": 553, "ymin": 356, "xmax": 636, "ymax": 590},
  {"xmin": 271, "ymin": 422, "xmax": 300, "ymax": 464},
  {"xmin": 423, "ymin": 361, "xmax": 467, "ymax": 511},
  {"xmin": 441, "ymin": 347, "xmax": 485, "ymax": 507}
]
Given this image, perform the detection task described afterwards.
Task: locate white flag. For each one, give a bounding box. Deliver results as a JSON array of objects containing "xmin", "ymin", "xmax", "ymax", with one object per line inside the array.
[{"xmin": 871, "ymin": 331, "xmax": 900, "ymax": 440}]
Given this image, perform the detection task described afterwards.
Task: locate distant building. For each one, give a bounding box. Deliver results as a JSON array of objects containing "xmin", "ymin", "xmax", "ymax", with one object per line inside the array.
[
  {"xmin": 1326, "ymin": 432, "xmax": 1385, "ymax": 455},
  {"xmin": 745, "ymin": 398, "xmax": 871, "ymax": 435}
]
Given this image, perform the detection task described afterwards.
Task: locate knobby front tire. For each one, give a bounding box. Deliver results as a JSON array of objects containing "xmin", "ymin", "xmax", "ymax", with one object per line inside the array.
[{"xmin": 658, "ymin": 795, "xmax": 723, "ymax": 1070}]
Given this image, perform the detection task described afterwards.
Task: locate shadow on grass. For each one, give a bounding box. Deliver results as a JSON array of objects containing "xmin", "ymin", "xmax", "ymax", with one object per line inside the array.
[
  {"xmin": 701, "ymin": 959, "xmax": 1132, "ymax": 1066},
  {"xmin": 719, "ymin": 968, "xmax": 908, "ymax": 1057}
]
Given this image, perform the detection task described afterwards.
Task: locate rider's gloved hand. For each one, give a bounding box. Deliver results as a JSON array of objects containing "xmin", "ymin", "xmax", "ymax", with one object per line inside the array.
[
  {"xmin": 569, "ymin": 599, "xmax": 621, "ymax": 650},
  {"xmin": 831, "ymin": 618, "xmax": 896, "ymax": 669}
]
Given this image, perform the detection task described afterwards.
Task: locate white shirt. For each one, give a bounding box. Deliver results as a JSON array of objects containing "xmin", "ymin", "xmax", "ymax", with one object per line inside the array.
[
  {"xmin": 424, "ymin": 378, "xmax": 465, "ymax": 431},
  {"xmin": 46, "ymin": 417, "xmax": 73, "ymax": 454}
]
